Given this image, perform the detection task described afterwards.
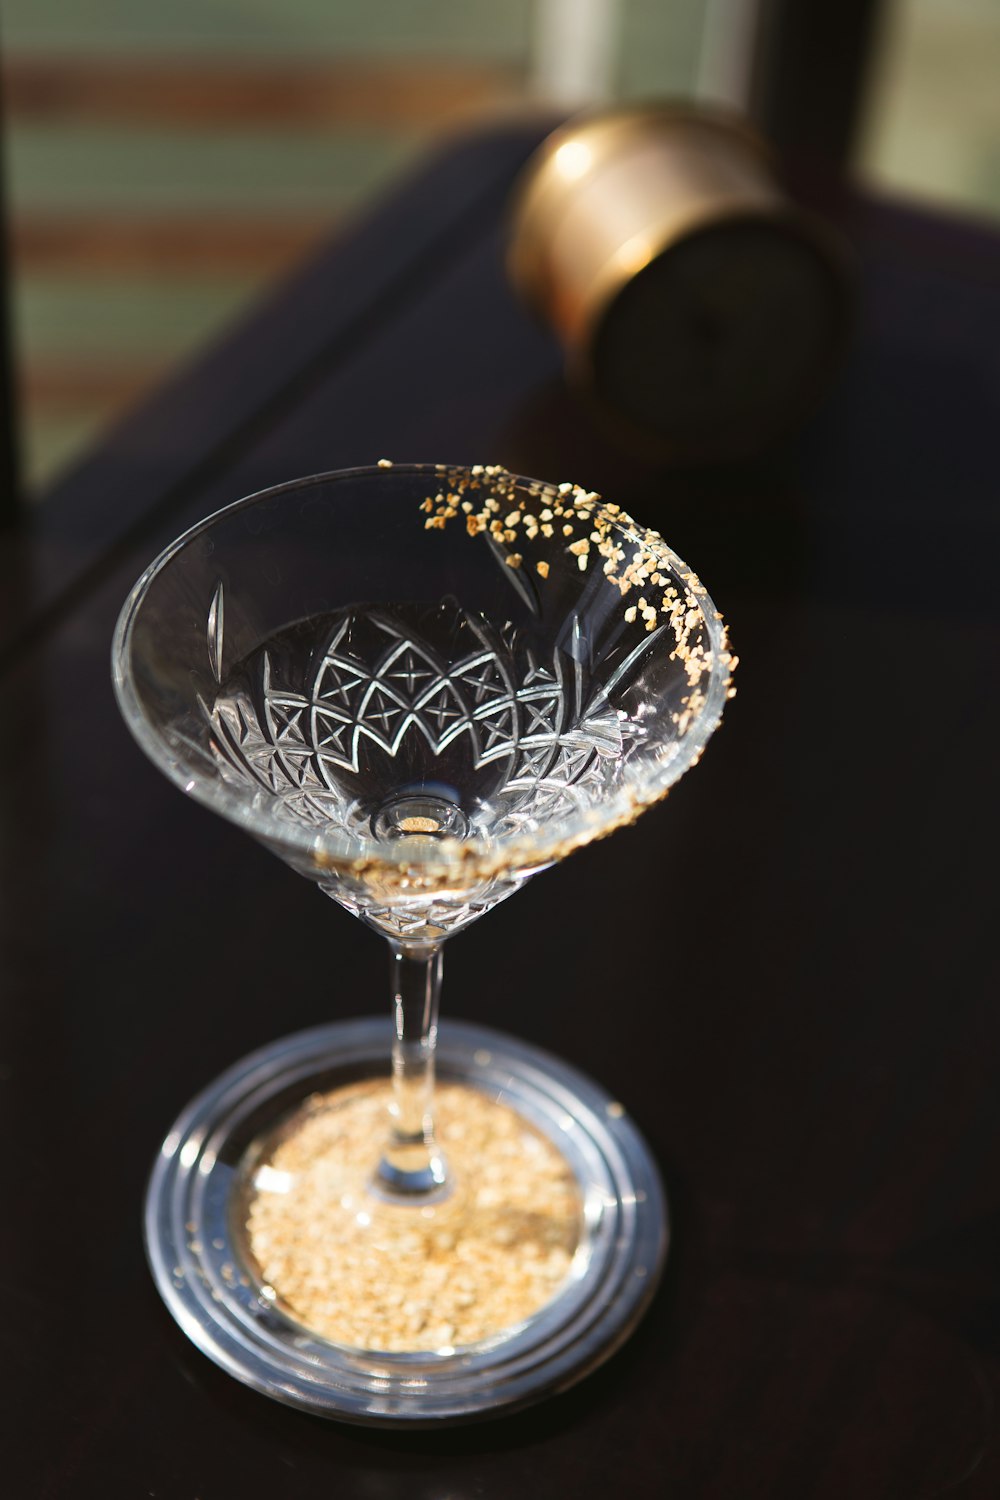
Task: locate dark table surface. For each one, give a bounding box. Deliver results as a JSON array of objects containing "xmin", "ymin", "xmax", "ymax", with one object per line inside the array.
[{"xmin": 1, "ymin": 119, "xmax": 999, "ymax": 1499}]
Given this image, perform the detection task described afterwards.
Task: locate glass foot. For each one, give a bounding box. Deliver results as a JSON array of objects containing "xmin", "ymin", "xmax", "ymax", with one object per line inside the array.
[{"xmin": 145, "ymin": 1019, "xmax": 667, "ymax": 1424}]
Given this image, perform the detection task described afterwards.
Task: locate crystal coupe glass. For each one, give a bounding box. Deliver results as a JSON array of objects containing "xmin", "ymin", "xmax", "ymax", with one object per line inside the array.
[{"xmin": 112, "ymin": 463, "xmax": 734, "ymax": 1422}]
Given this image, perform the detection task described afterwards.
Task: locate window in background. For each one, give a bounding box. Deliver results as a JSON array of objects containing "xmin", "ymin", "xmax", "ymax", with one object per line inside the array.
[
  {"xmin": 2, "ymin": 0, "xmax": 718, "ymax": 495},
  {"xmin": 857, "ymin": 0, "xmax": 1000, "ymax": 222},
  {"xmin": 2, "ymin": 0, "xmax": 534, "ymax": 493}
]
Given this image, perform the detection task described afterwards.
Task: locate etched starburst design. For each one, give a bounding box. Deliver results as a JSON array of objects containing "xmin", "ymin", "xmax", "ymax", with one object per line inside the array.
[{"xmin": 205, "ymin": 602, "xmax": 628, "ymax": 850}]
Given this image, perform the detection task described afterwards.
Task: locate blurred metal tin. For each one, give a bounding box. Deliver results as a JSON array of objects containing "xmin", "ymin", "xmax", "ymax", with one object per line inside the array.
[{"xmin": 509, "ymin": 105, "xmax": 853, "ymax": 462}]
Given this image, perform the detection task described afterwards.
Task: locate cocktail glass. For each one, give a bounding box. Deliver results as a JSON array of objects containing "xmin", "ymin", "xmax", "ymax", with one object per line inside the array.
[{"xmin": 112, "ymin": 463, "xmax": 734, "ymax": 1422}]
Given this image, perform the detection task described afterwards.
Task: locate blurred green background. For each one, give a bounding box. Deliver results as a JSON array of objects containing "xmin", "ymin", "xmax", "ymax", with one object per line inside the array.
[{"xmin": 2, "ymin": 0, "xmax": 998, "ymax": 491}]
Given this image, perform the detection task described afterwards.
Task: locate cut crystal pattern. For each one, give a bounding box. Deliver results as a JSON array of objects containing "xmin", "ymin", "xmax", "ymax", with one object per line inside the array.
[{"xmin": 204, "ymin": 601, "xmax": 648, "ymax": 935}]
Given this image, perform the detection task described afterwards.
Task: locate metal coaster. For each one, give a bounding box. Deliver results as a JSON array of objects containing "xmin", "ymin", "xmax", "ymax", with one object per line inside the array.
[{"xmin": 145, "ymin": 1018, "xmax": 667, "ymax": 1424}]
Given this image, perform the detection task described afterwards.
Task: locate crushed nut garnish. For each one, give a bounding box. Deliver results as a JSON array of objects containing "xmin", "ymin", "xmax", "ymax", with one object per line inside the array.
[
  {"xmin": 417, "ymin": 465, "xmax": 734, "ymax": 696},
  {"xmin": 244, "ymin": 1081, "xmax": 582, "ymax": 1353}
]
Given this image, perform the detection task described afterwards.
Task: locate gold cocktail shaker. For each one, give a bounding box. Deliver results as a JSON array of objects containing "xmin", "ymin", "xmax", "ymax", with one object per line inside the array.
[{"xmin": 509, "ymin": 105, "xmax": 852, "ymax": 462}]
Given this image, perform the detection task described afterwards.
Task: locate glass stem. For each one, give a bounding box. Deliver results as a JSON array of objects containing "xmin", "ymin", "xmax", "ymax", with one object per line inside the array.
[{"xmin": 375, "ymin": 940, "xmax": 447, "ymax": 1196}]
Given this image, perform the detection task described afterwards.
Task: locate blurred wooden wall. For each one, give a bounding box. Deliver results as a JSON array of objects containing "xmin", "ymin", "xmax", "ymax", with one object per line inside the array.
[{"xmin": 2, "ymin": 49, "xmax": 518, "ymax": 490}]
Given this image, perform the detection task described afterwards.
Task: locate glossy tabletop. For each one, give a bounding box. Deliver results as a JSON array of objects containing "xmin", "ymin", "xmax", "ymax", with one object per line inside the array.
[{"xmin": 1, "ymin": 121, "xmax": 998, "ymax": 1498}]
